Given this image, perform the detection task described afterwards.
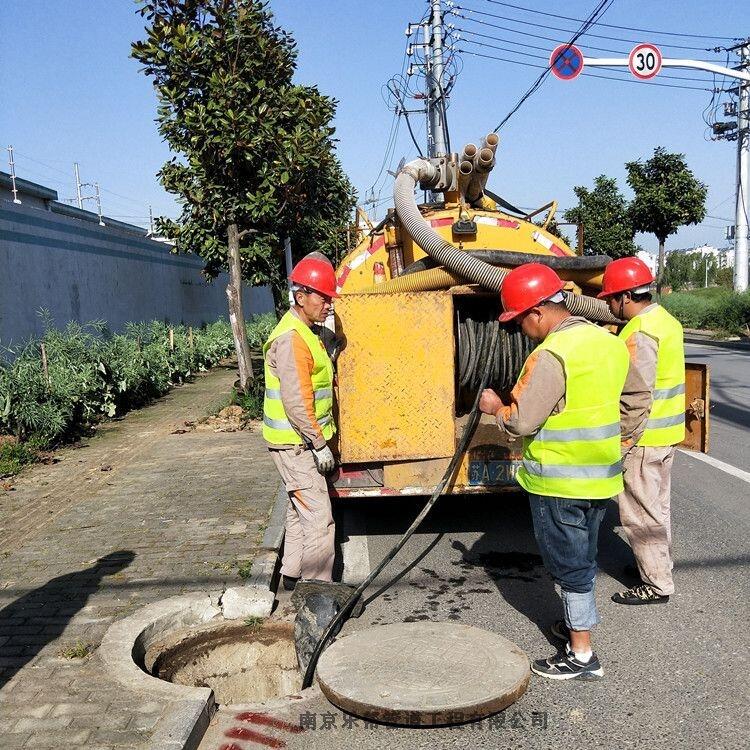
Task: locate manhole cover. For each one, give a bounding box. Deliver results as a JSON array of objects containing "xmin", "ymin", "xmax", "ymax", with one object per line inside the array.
[{"xmin": 316, "ymin": 622, "xmax": 529, "ymax": 726}]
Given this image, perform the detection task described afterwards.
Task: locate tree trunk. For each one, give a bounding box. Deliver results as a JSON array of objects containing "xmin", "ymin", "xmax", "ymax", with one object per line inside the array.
[
  {"xmin": 226, "ymin": 222, "xmax": 254, "ymax": 391},
  {"xmin": 656, "ymin": 237, "xmax": 666, "ymax": 297}
]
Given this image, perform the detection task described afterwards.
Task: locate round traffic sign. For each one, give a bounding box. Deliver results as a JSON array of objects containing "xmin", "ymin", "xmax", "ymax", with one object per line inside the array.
[
  {"xmin": 550, "ymin": 44, "xmax": 584, "ymax": 80},
  {"xmin": 629, "ymin": 43, "xmax": 662, "ymax": 80}
]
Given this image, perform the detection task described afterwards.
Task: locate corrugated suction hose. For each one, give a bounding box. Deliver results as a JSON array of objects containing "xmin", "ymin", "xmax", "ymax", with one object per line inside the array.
[{"xmin": 393, "ymin": 160, "xmax": 621, "ymax": 325}]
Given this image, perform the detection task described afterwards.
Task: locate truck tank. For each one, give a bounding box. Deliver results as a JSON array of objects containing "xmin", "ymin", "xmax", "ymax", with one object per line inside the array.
[{"xmin": 328, "ymin": 135, "xmax": 618, "ymax": 498}]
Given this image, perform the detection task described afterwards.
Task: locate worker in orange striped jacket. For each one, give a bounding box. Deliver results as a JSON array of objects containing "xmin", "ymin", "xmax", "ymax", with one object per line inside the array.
[{"xmin": 262, "ymin": 255, "xmax": 339, "ymax": 590}]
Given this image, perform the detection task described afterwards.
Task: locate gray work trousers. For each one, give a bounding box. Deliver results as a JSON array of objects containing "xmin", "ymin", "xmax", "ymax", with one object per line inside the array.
[
  {"xmin": 617, "ymin": 445, "xmax": 676, "ymax": 596},
  {"xmin": 270, "ymin": 446, "xmax": 335, "ymax": 582}
]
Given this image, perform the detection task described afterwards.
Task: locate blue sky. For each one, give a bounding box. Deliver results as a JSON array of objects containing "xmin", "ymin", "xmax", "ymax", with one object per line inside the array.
[{"xmin": 1, "ymin": 1, "xmax": 746, "ymax": 251}]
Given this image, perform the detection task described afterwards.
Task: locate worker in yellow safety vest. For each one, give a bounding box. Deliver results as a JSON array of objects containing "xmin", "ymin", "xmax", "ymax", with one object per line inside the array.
[
  {"xmin": 480, "ymin": 263, "xmax": 650, "ymax": 681},
  {"xmin": 598, "ymin": 256, "xmax": 685, "ymax": 605},
  {"xmin": 263, "ymin": 254, "xmax": 338, "ymax": 590}
]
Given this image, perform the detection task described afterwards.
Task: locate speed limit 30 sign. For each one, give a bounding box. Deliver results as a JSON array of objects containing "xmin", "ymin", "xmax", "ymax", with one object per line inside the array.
[{"xmin": 629, "ymin": 43, "xmax": 662, "ymax": 80}]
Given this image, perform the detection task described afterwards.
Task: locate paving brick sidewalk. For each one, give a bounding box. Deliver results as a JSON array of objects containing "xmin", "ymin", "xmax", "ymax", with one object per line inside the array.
[{"xmin": 0, "ymin": 365, "xmax": 280, "ymax": 749}]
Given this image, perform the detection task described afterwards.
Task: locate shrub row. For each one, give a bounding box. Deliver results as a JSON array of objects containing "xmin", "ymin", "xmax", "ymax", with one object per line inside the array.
[
  {"xmin": 662, "ymin": 289, "xmax": 750, "ymax": 335},
  {"xmin": 0, "ymin": 313, "xmax": 276, "ymax": 450}
]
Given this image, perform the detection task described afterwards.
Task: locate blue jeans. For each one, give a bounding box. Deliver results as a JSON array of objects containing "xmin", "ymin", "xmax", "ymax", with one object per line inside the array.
[{"xmin": 528, "ymin": 494, "xmax": 609, "ymax": 631}]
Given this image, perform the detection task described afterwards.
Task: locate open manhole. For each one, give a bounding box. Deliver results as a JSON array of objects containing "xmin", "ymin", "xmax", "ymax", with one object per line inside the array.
[{"xmin": 143, "ymin": 620, "xmax": 301, "ymax": 705}]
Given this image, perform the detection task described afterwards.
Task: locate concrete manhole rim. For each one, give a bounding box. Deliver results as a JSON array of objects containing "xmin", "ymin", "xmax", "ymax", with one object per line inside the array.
[{"xmin": 99, "ymin": 591, "xmax": 222, "ymax": 702}]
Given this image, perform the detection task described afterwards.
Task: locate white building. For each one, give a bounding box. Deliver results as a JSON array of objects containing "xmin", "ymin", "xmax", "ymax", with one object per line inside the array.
[{"xmin": 636, "ymin": 250, "xmax": 657, "ymax": 275}]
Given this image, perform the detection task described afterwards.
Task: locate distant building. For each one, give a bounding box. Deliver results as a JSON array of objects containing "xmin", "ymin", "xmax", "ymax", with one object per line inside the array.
[
  {"xmin": 666, "ymin": 244, "xmax": 734, "ymax": 268},
  {"xmin": 636, "ymin": 250, "xmax": 657, "ymax": 276}
]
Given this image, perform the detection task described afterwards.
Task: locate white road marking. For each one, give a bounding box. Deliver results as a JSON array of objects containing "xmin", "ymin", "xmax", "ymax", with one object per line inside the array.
[{"xmin": 679, "ymin": 449, "xmax": 750, "ymax": 484}]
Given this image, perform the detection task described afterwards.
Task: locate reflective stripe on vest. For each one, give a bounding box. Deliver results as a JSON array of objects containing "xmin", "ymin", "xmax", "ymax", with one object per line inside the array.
[
  {"xmin": 516, "ymin": 322, "xmax": 630, "ymax": 500},
  {"xmin": 522, "ymin": 459, "xmax": 623, "ymax": 480},
  {"xmin": 265, "ymin": 388, "xmax": 333, "ymax": 401},
  {"xmin": 619, "ymin": 305, "xmax": 685, "ymax": 447},
  {"xmin": 262, "ymin": 310, "xmax": 336, "ymax": 446}
]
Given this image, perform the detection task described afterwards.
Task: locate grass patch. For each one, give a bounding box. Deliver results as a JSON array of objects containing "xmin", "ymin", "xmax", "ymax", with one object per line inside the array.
[
  {"xmin": 237, "ymin": 558, "xmax": 254, "ymax": 580},
  {"xmin": 60, "ymin": 641, "xmax": 93, "ymax": 659},
  {"xmin": 243, "ymin": 615, "xmax": 264, "ymax": 631},
  {"xmin": 0, "ymin": 441, "xmax": 37, "ymax": 477},
  {"xmin": 663, "ymin": 289, "xmax": 750, "ymax": 335}
]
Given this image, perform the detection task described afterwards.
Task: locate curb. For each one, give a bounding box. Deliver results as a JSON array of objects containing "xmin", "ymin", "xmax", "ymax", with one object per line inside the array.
[
  {"xmin": 684, "ymin": 334, "xmax": 750, "ymax": 351},
  {"xmin": 244, "ymin": 482, "xmax": 287, "ymax": 591}
]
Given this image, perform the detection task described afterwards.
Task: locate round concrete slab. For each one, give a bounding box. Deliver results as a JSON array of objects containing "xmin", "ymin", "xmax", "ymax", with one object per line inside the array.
[{"xmin": 316, "ymin": 622, "xmax": 530, "ymax": 726}]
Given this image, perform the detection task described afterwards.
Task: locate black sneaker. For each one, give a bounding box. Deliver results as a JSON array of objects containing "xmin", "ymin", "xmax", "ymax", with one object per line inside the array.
[
  {"xmin": 611, "ymin": 583, "xmax": 669, "ymax": 605},
  {"xmin": 282, "ymin": 575, "xmax": 299, "ymax": 591},
  {"xmin": 531, "ymin": 645, "xmax": 604, "ymax": 681},
  {"xmin": 550, "ymin": 620, "xmax": 570, "ymax": 643}
]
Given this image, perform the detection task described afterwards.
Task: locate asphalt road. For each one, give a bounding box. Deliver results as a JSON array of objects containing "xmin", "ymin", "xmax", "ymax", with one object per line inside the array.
[{"xmin": 304, "ymin": 340, "xmax": 750, "ymax": 749}]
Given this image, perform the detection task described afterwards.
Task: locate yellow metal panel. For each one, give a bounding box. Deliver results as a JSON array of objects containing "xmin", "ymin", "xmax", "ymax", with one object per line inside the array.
[{"xmin": 336, "ymin": 292, "xmax": 456, "ymax": 463}]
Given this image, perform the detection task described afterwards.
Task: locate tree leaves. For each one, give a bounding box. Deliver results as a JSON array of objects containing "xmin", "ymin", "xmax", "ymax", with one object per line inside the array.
[{"xmin": 132, "ymin": 0, "xmax": 355, "ymax": 291}]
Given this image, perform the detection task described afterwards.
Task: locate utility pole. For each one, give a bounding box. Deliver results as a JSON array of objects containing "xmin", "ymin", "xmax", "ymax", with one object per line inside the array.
[
  {"xmin": 426, "ymin": 0, "xmax": 448, "ymax": 158},
  {"xmin": 7, "ymin": 146, "xmax": 22, "ymax": 204},
  {"xmin": 734, "ymin": 41, "xmax": 749, "ymax": 292},
  {"xmin": 74, "ymin": 162, "xmax": 83, "ymax": 209}
]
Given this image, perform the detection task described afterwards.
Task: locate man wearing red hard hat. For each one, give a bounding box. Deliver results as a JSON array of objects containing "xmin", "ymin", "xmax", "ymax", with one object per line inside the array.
[
  {"xmin": 480, "ymin": 263, "xmax": 650, "ymax": 680},
  {"xmin": 598, "ymin": 256, "xmax": 685, "ymax": 606},
  {"xmin": 262, "ymin": 253, "xmax": 339, "ymax": 589}
]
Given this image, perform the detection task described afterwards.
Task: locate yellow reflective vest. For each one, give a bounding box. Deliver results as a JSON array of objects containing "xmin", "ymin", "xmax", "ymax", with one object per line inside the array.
[
  {"xmin": 619, "ymin": 304, "xmax": 685, "ymax": 447},
  {"xmin": 262, "ymin": 311, "xmax": 335, "ymax": 446},
  {"xmin": 516, "ymin": 321, "xmax": 630, "ymax": 500}
]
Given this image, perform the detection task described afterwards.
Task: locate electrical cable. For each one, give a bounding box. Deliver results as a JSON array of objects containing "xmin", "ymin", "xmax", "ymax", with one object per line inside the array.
[
  {"xmin": 489, "ymin": 0, "xmax": 615, "ymax": 133},
  {"xmin": 301, "ymin": 333, "xmax": 499, "ymax": 690},
  {"xmin": 451, "ymin": 20, "xmax": 728, "ymax": 63},
  {"xmin": 477, "ymin": 0, "xmax": 737, "ymax": 41},
  {"xmin": 457, "ymin": 36, "xmax": 719, "ymax": 82},
  {"xmin": 455, "ymin": 3, "xmax": 721, "ymax": 52},
  {"xmin": 459, "ymin": 48, "xmax": 713, "ymax": 91}
]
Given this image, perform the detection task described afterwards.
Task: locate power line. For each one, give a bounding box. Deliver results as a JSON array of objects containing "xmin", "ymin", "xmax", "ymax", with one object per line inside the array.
[
  {"xmin": 453, "ymin": 3, "xmax": 720, "ymax": 52},
  {"xmin": 452, "ymin": 24, "xmax": 725, "ymax": 64},
  {"xmin": 457, "ymin": 36, "xmax": 717, "ymax": 82},
  {"xmin": 459, "ymin": 48, "xmax": 713, "ymax": 91},
  {"xmin": 489, "ymin": 0, "xmax": 617, "ymax": 132},
  {"xmin": 476, "ymin": 0, "xmax": 736, "ymax": 41}
]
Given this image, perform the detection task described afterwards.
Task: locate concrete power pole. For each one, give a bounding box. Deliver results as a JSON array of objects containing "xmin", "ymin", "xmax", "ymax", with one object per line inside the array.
[
  {"xmin": 734, "ymin": 41, "xmax": 749, "ymax": 292},
  {"xmin": 74, "ymin": 162, "xmax": 83, "ymax": 209},
  {"xmin": 427, "ymin": 0, "xmax": 448, "ymax": 158}
]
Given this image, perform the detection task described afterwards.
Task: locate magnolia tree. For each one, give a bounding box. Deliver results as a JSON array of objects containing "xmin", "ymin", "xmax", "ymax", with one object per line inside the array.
[{"xmin": 132, "ymin": 0, "xmax": 355, "ymax": 389}]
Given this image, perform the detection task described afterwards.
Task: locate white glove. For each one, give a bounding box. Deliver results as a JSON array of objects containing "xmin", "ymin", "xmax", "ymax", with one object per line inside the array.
[{"xmin": 312, "ymin": 444, "xmax": 335, "ymax": 474}]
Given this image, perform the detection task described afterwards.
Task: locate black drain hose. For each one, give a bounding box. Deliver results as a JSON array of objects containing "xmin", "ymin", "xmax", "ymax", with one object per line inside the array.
[{"xmin": 301, "ymin": 334, "xmax": 499, "ymax": 689}]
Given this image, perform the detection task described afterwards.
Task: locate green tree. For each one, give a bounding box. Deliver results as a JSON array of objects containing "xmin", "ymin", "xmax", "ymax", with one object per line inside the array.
[
  {"xmin": 563, "ymin": 175, "xmax": 636, "ymax": 259},
  {"xmin": 132, "ymin": 0, "xmax": 355, "ymax": 389},
  {"xmin": 626, "ymin": 147, "xmax": 707, "ymax": 295}
]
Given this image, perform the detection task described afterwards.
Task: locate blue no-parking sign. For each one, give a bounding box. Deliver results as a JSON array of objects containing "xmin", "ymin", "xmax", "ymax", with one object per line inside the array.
[{"xmin": 550, "ymin": 44, "xmax": 584, "ymax": 80}]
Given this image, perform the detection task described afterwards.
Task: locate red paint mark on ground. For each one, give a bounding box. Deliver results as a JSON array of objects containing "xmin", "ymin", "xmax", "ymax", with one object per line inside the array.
[
  {"xmin": 235, "ymin": 712, "xmax": 304, "ymax": 733},
  {"xmin": 218, "ymin": 744, "xmax": 244, "ymax": 750},
  {"xmin": 225, "ymin": 726, "xmax": 286, "ymax": 748}
]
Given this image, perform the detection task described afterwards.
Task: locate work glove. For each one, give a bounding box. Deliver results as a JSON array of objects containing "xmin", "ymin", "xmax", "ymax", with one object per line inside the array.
[{"xmin": 312, "ymin": 444, "xmax": 335, "ymax": 475}]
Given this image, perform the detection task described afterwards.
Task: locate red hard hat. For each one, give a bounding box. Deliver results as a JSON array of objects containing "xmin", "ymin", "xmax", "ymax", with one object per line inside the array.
[
  {"xmin": 290, "ymin": 256, "xmax": 339, "ymax": 299},
  {"xmin": 597, "ymin": 257, "xmax": 654, "ymax": 298},
  {"xmin": 499, "ymin": 263, "xmax": 564, "ymax": 322}
]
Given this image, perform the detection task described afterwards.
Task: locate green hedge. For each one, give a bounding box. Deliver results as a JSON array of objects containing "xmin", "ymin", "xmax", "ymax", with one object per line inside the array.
[
  {"xmin": 662, "ymin": 289, "xmax": 750, "ymax": 335},
  {"xmin": 0, "ymin": 313, "xmax": 277, "ymax": 450}
]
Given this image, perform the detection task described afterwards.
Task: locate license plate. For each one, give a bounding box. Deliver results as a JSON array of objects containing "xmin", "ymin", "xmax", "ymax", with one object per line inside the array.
[{"xmin": 468, "ymin": 460, "xmax": 521, "ymax": 487}]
